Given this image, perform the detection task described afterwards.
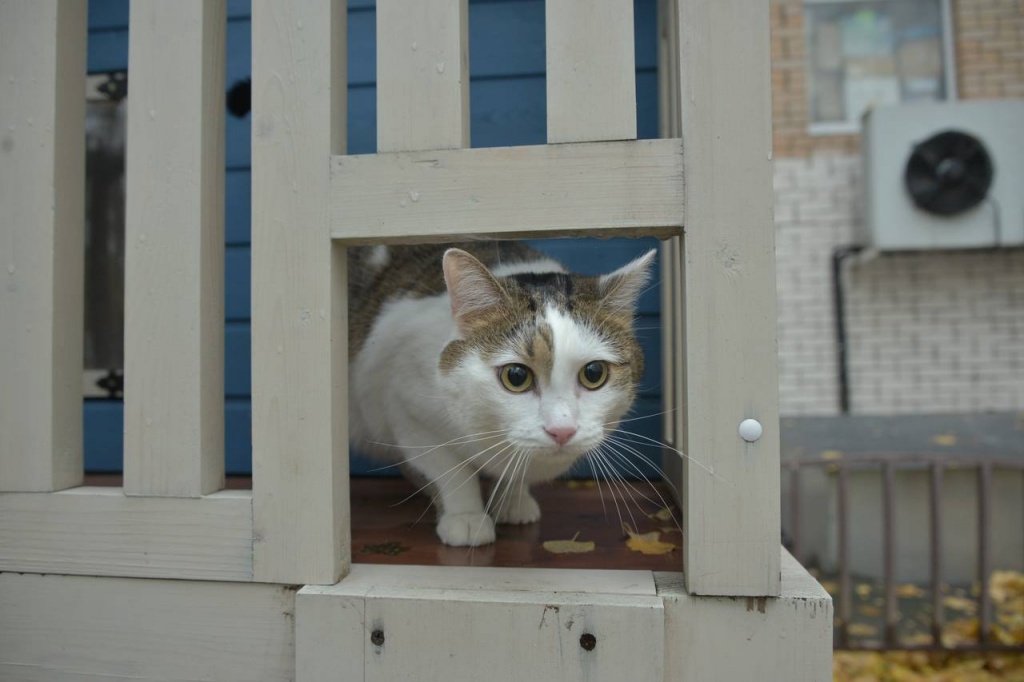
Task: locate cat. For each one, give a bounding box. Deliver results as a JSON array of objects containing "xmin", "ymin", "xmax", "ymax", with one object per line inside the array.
[{"xmin": 348, "ymin": 242, "xmax": 655, "ymax": 547}]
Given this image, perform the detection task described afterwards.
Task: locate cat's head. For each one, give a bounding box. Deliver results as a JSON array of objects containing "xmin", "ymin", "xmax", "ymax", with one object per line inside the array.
[{"xmin": 438, "ymin": 248, "xmax": 655, "ymax": 475}]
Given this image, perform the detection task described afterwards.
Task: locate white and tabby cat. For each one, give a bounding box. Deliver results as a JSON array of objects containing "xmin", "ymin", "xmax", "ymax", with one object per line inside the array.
[{"xmin": 348, "ymin": 242, "xmax": 655, "ymax": 547}]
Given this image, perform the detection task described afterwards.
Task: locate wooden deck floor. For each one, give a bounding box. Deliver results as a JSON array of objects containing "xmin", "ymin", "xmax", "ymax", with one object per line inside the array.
[{"xmin": 84, "ymin": 475, "xmax": 682, "ymax": 571}]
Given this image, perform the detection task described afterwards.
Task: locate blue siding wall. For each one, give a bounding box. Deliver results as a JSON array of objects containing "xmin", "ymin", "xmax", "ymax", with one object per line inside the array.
[{"xmin": 84, "ymin": 0, "xmax": 664, "ymax": 478}]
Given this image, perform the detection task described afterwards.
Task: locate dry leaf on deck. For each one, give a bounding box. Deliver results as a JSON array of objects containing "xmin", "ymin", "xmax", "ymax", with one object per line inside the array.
[
  {"xmin": 855, "ymin": 583, "xmax": 872, "ymax": 598},
  {"xmin": 622, "ymin": 525, "xmax": 676, "ymax": 555},
  {"xmin": 542, "ymin": 532, "xmax": 595, "ymax": 555},
  {"xmin": 648, "ymin": 507, "xmax": 675, "ymax": 522}
]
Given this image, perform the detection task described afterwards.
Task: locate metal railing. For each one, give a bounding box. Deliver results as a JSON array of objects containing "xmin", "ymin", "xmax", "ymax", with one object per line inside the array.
[{"xmin": 784, "ymin": 454, "xmax": 1024, "ymax": 651}]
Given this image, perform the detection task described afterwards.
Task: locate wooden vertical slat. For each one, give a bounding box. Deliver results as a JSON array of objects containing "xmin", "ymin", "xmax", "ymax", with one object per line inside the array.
[
  {"xmin": 657, "ymin": 0, "xmax": 682, "ymax": 507},
  {"xmin": 124, "ymin": 1, "xmax": 227, "ymax": 497},
  {"xmin": 0, "ymin": 0, "xmax": 86, "ymax": 492},
  {"xmin": 546, "ymin": 0, "xmax": 637, "ymax": 143},
  {"xmin": 252, "ymin": 0, "xmax": 349, "ymax": 584},
  {"xmin": 675, "ymin": 0, "xmax": 780, "ymax": 597},
  {"xmin": 376, "ymin": 0, "xmax": 468, "ymax": 152}
]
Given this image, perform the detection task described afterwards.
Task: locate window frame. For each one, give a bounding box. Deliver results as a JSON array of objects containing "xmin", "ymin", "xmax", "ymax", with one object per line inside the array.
[{"xmin": 803, "ymin": 0, "xmax": 958, "ymax": 136}]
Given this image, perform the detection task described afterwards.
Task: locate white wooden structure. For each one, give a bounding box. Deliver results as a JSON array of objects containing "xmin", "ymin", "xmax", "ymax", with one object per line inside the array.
[{"xmin": 0, "ymin": 1, "xmax": 832, "ymax": 679}]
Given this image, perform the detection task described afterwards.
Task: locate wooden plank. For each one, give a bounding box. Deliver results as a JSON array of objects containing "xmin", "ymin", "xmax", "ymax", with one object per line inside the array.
[
  {"xmin": 123, "ymin": 0, "xmax": 226, "ymax": 497},
  {"xmin": 675, "ymin": 0, "xmax": 781, "ymax": 596},
  {"xmin": 376, "ymin": 0, "xmax": 468, "ymax": 152},
  {"xmin": 331, "ymin": 139, "xmax": 682, "ymax": 243},
  {"xmin": 0, "ymin": 487, "xmax": 253, "ymax": 582},
  {"xmin": 658, "ymin": 549, "xmax": 833, "ymax": 681},
  {"xmin": 546, "ymin": 0, "xmax": 636, "ymax": 143},
  {"xmin": 0, "ymin": 0, "xmax": 86, "ymax": 492},
  {"xmin": 251, "ymin": 0, "xmax": 350, "ymax": 585},
  {"xmin": 298, "ymin": 565, "xmax": 663, "ymax": 682},
  {"xmin": 0, "ymin": 573, "xmax": 293, "ymax": 681}
]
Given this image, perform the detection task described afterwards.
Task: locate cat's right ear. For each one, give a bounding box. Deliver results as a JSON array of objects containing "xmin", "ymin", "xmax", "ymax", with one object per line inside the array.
[{"xmin": 443, "ymin": 249, "xmax": 507, "ymax": 331}]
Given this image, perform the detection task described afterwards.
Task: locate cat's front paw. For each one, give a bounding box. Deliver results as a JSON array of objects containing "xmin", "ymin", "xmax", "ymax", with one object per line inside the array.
[
  {"xmin": 496, "ymin": 492, "xmax": 541, "ymax": 525},
  {"xmin": 437, "ymin": 512, "xmax": 496, "ymax": 546}
]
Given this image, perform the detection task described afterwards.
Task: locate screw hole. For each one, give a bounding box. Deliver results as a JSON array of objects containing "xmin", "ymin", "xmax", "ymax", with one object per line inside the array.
[
  {"xmin": 579, "ymin": 633, "xmax": 596, "ymax": 651},
  {"xmin": 371, "ymin": 629, "xmax": 385, "ymax": 647}
]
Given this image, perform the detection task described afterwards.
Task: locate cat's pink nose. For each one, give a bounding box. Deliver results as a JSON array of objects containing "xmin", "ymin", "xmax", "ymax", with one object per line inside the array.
[{"xmin": 545, "ymin": 425, "xmax": 577, "ymax": 445}]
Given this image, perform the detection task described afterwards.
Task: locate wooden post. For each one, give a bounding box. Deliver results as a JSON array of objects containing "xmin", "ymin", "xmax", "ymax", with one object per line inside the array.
[
  {"xmin": 675, "ymin": 0, "xmax": 781, "ymax": 596},
  {"xmin": 546, "ymin": 0, "xmax": 637, "ymax": 143},
  {"xmin": 0, "ymin": 0, "xmax": 86, "ymax": 492},
  {"xmin": 124, "ymin": 0, "xmax": 227, "ymax": 497},
  {"xmin": 376, "ymin": 0, "xmax": 469, "ymax": 152},
  {"xmin": 251, "ymin": 0, "xmax": 349, "ymax": 584}
]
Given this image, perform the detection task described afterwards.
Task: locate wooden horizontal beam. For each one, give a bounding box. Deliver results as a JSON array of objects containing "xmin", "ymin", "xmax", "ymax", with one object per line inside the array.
[
  {"xmin": 0, "ymin": 573, "xmax": 294, "ymax": 681},
  {"xmin": 298, "ymin": 564, "xmax": 663, "ymax": 681},
  {"xmin": 331, "ymin": 138, "xmax": 683, "ymax": 244},
  {"xmin": 0, "ymin": 487, "xmax": 253, "ymax": 582}
]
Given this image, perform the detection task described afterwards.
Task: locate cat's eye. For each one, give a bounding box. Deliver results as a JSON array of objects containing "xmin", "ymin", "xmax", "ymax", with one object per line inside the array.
[
  {"xmin": 499, "ymin": 363, "xmax": 534, "ymax": 393},
  {"xmin": 579, "ymin": 361, "xmax": 609, "ymax": 390}
]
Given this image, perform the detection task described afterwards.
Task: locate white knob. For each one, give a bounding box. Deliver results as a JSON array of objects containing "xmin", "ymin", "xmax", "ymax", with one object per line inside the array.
[{"xmin": 739, "ymin": 419, "xmax": 763, "ymax": 443}]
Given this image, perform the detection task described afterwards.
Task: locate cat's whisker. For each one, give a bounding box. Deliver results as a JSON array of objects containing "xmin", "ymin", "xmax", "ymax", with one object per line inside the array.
[
  {"xmin": 602, "ymin": 433, "xmax": 683, "ymax": 503},
  {"xmin": 409, "ymin": 441, "xmax": 517, "ymax": 528},
  {"xmin": 393, "ymin": 438, "xmax": 512, "ymax": 510},
  {"xmin": 586, "ymin": 449, "xmax": 628, "ymax": 533},
  {"xmin": 601, "ymin": 405, "xmax": 681, "ymax": 426},
  {"xmin": 598, "ymin": 439, "xmax": 681, "ymax": 532},
  {"xmin": 610, "ymin": 428, "xmax": 734, "ymax": 487},
  {"xmin": 591, "ymin": 447, "xmax": 646, "ymax": 534},
  {"xmin": 365, "ymin": 429, "xmax": 511, "ymax": 472},
  {"xmin": 586, "ymin": 455, "xmax": 609, "ymax": 518}
]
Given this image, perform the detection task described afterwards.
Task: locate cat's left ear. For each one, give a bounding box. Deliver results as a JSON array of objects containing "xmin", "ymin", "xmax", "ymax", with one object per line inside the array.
[
  {"xmin": 598, "ymin": 249, "xmax": 657, "ymax": 313},
  {"xmin": 443, "ymin": 248, "xmax": 508, "ymax": 331}
]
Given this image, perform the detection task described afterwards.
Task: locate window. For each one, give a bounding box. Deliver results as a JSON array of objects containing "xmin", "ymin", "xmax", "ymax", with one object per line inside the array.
[{"xmin": 804, "ymin": 0, "xmax": 955, "ymax": 135}]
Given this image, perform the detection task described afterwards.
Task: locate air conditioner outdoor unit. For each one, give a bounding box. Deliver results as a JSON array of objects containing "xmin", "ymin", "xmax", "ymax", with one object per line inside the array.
[{"xmin": 861, "ymin": 100, "xmax": 1024, "ymax": 250}]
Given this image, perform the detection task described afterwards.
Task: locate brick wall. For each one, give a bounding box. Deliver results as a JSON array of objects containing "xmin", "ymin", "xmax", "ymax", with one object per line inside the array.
[
  {"xmin": 770, "ymin": 0, "xmax": 1024, "ymax": 416},
  {"xmin": 955, "ymin": 0, "xmax": 1024, "ymax": 99}
]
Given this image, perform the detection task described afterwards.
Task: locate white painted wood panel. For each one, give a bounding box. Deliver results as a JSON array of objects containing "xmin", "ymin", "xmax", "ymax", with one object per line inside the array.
[
  {"xmin": 657, "ymin": 550, "xmax": 833, "ymax": 681},
  {"xmin": 546, "ymin": 0, "xmax": 636, "ymax": 143},
  {"xmin": 0, "ymin": 487, "xmax": 253, "ymax": 581},
  {"xmin": 123, "ymin": 0, "xmax": 226, "ymax": 498},
  {"xmin": 0, "ymin": 0, "xmax": 86, "ymax": 492},
  {"xmin": 0, "ymin": 573, "xmax": 294, "ymax": 681},
  {"xmin": 331, "ymin": 139, "xmax": 682, "ymax": 243},
  {"xmin": 675, "ymin": 0, "xmax": 781, "ymax": 596},
  {"xmin": 251, "ymin": 0, "xmax": 350, "ymax": 585},
  {"xmin": 298, "ymin": 565, "xmax": 663, "ymax": 682},
  {"xmin": 376, "ymin": 0, "xmax": 468, "ymax": 152}
]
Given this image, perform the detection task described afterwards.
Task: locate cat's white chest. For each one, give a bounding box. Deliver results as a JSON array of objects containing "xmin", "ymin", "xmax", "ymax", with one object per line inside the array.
[{"xmin": 348, "ymin": 293, "xmax": 457, "ymax": 455}]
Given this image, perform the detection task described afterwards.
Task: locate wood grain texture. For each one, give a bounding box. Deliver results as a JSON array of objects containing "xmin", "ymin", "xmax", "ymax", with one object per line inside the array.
[
  {"xmin": 299, "ymin": 564, "xmax": 663, "ymax": 682},
  {"xmin": 376, "ymin": 0, "xmax": 468, "ymax": 152},
  {"xmin": 657, "ymin": 549, "xmax": 833, "ymax": 681},
  {"xmin": 251, "ymin": 0, "xmax": 350, "ymax": 585},
  {"xmin": 0, "ymin": 487, "xmax": 253, "ymax": 581},
  {"xmin": 124, "ymin": 0, "xmax": 226, "ymax": 497},
  {"xmin": 546, "ymin": 0, "xmax": 636, "ymax": 143},
  {"xmin": 0, "ymin": 0, "xmax": 86, "ymax": 492},
  {"xmin": 675, "ymin": 0, "xmax": 781, "ymax": 596},
  {"xmin": 331, "ymin": 139, "xmax": 682, "ymax": 243},
  {"xmin": 0, "ymin": 573, "xmax": 294, "ymax": 681}
]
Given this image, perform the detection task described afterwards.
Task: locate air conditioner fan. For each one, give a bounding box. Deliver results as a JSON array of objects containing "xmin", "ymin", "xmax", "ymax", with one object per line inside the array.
[{"xmin": 904, "ymin": 130, "xmax": 994, "ymax": 216}]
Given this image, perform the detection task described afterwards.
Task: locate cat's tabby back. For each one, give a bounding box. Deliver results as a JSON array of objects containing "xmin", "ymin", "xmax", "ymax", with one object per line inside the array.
[{"xmin": 348, "ymin": 243, "xmax": 654, "ymax": 547}]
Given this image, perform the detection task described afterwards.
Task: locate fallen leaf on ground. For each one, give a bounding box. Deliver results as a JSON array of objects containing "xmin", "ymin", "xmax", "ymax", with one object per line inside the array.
[
  {"xmin": 648, "ymin": 507, "xmax": 675, "ymax": 522},
  {"xmin": 821, "ymin": 449, "xmax": 843, "ymax": 460},
  {"xmin": 897, "ymin": 583, "xmax": 926, "ymax": 598},
  {"xmin": 847, "ymin": 622, "xmax": 878, "ymax": 637},
  {"xmin": 542, "ymin": 532, "xmax": 595, "ymax": 555},
  {"xmin": 856, "ymin": 583, "xmax": 873, "ymax": 598},
  {"xmin": 943, "ymin": 595, "xmax": 979, "ymax": 614},
  {"xmin": 622, "ymin": 524, "xmax": 676, "ymax": 555},
  {"xmin": 933, "ymin": 433, "xmax": 958, "ymax": 446},
  {"xmin": 858, "ymin": 604, "xmax": 882, "ymax": 617}
]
